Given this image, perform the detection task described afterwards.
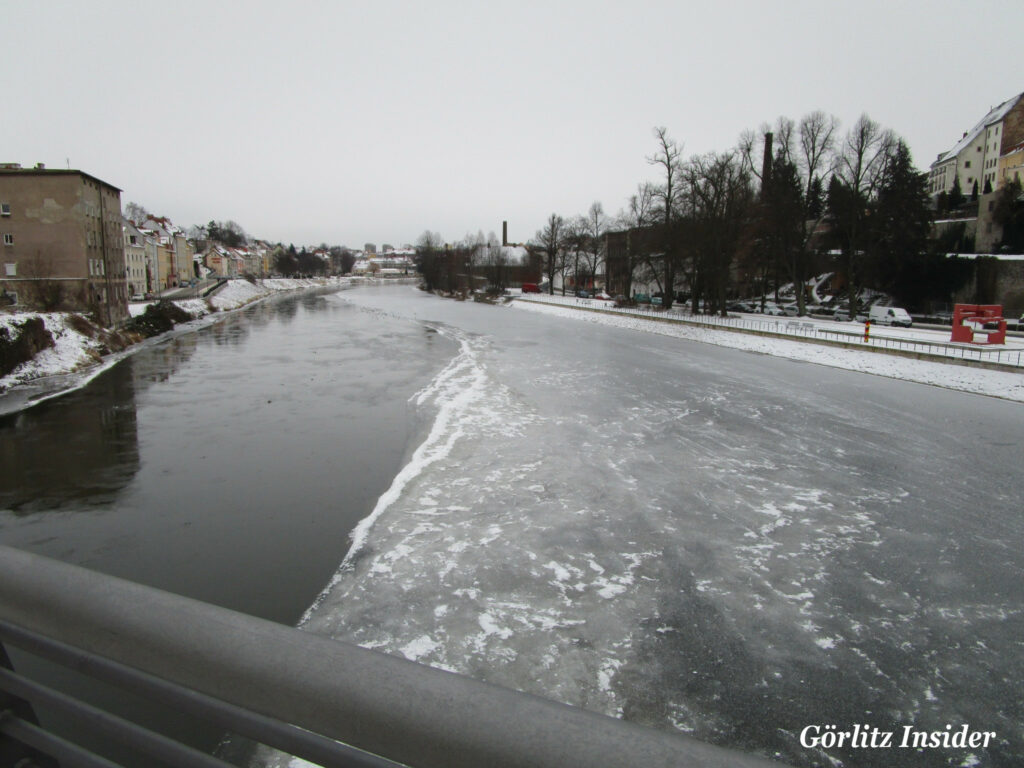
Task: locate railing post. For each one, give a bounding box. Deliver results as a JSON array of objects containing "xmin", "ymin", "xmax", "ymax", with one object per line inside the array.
[{"xmin": 0, "ymin": 641, "xmax": 60, "ymax": 768}]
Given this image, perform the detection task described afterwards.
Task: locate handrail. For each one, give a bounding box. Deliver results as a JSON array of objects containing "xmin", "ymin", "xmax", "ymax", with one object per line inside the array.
[
  {"xmin": 0, "ymin": 620, "xmax": 397, "ymax": 768},
  {"xmin": 0, "ymin": 545, "xmax": 787, "ymax": 768}
]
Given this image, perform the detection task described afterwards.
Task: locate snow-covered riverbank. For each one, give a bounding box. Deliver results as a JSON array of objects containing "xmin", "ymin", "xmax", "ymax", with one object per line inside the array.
[{"xmin": 511, "ymin": 296, "xmax": 1024, "ymax": 403}]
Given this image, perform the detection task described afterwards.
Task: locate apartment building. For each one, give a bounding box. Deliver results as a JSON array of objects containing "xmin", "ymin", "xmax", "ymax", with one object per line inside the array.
[
  {"xmin": 928, "ymin": 91, "xmax": 1024, "ymax": 200},
  {"xmin": 0, "ymin": 164, "xmax": 129, "ymax": 325}
]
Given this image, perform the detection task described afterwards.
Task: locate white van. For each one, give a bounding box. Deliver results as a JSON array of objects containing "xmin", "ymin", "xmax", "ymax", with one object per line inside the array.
[{"xmin": 869, "ymin": 305, "xmax": 912, "ymax": 327}]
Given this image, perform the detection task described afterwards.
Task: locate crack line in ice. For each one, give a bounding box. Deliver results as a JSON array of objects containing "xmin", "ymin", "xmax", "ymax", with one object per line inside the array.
[{"xmin": 299, "ymin": 324, "xmax": 488, "ymax": 624}]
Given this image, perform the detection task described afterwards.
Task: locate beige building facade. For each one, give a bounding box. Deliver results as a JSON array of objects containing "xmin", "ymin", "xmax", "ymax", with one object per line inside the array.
[
  {"xmin": 999, "ymin": 141, "xmax": 1024, "ymax": 187},
  {"xmin": 929, "ymin": 91, "xmax": 1024, "ymax": 200},
  {"xmin": 0, "ymin": 165, "xmax": 129, "ymax": 325}
]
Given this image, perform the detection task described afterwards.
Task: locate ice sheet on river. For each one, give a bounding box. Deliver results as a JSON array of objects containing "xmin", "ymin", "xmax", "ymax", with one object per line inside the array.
[{"xmin": 267, "ymin": 294, "xmax": 1022, "ymax": 768}]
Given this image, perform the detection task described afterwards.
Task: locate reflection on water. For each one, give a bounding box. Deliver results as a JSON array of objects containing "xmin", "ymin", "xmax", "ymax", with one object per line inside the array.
[
  {"xmin": 0, "ymin": 287, "xmax": 456, "ymax": 768},
  {"xmin": 0, "ymin": 361, "xmax": 141, "ymax": 514}
]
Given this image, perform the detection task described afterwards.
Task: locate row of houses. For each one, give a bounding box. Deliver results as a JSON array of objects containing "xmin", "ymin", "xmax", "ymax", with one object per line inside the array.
[
  {"xmin": 351, "ymin": 250, "xmax": 415, "ymax": 276},
  {"xmin": 0, "ymin": 164, "xmax": 315, "ymax": 325}
]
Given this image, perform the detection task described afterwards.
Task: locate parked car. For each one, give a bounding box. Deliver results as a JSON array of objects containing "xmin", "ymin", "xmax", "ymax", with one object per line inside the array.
[
  {"xmin": 868, "ymin": 305, "xmax": 912, "ymax": 327},
  {"xmin": 782, "ymin": 304, "xmax": 800, "ymax": 317},
  {"xmin": 521, "ymin": 283, "xmax": 540, "ymax": 293},
  {"xmin": 833, "ymin": 306, "xmax": 867, "ymax": 322},
  {"xmin": 576, "ymin": 290, "xmax": 590, "ymax": 298},
  {"xmin": 763, "ymin": 303, "xmax": 785, "ymax": 316}
]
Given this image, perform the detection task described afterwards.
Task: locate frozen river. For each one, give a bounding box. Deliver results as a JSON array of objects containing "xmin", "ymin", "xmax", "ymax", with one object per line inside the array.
[
  {"xmin": 3, "ymin": 282, "xmax": 1023, "ymax": 768},
  {"xmin": 296, "ymin": 285, "xmax": 1024, "ymax": 768}
]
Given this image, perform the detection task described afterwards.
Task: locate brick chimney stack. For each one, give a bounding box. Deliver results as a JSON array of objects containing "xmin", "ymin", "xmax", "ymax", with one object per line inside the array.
[{"xmin": 760, "ymin": 132, "xmax": 773, "ymax": 199}]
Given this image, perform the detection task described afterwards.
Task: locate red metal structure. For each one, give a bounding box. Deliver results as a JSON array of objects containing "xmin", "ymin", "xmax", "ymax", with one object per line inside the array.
[{"xmin": 951, "ymin": 304, "xmax": 1007, "ymax": 345}]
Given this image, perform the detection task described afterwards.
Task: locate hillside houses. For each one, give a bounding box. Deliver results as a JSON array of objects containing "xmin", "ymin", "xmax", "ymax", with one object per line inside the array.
[
  {"xmin": 201, "ymin": 243, "xmax": 272, "ymax": 278},
  {"xmin": 928, "ymin": 90, "xmax": 1024, "ymax": 267},
  {"xmin": 133, "ymin": 216, "xmax": 197, "ymax": 290}
]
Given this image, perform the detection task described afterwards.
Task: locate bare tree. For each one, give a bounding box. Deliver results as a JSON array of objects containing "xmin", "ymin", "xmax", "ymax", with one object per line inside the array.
[
  {"xmin": 579, "ymin": 201, "xmax": 608, "ymax": 292},
  {"xmin": 21, "ymin": 253, "xmax": 68, "ymax": 311},
  {"xmin": 563, "ymin": 217, "xmax": 589, "ymax": 294},
  {"xmin": 534, "ymin": 214, "xmax": 565, "ymax": 295},
  {"xmin": 831, "ymin": 114, "xmax": 895, "ymax": 314},
  {"xmin": 481, "ymin": 243, "xmax": 510, "ymax": 293},
  {"xmin": 737, "ymin": 128, "xmax": 762, "ymax": 181},
  {"xmin": 648, "ymin": 127, "xmax": 684, "ymax": 309},
  {"xmin": 798, "ymin": 111, "xmax": 839, "ymax": 201},
  {"xmin": 786, "ymin": 111, "xmax": 840, "ymax": 313},
  {"xmin": 738, "ymin": 111, "xmax": 840, "ymax": 312},
  {"xmin": 837, "ymin": 114, "xmax": 893, "ymax": 195},
  {"xmin": 124, "ymin": 201, "xmax": 150, "ymax": 225},
  {"xmin": 773, "ymin": 116, "xmax": 796, "ymax": 167},
  {"xmin": 683, "ymin": 152, "xmax": 756, "ymax": 315},
  {"xmin": 612, "ymin": 182, "xmax": 656, "ymax": 298}
]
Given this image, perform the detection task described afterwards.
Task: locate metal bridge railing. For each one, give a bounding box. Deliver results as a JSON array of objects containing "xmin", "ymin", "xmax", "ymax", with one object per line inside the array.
[{"xmin": 0, "ymin": 545, "xmax": 786, "ymax": 768}]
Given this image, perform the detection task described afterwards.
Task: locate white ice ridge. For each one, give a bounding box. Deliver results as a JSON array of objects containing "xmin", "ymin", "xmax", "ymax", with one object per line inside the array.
[{"xmin": 299, "ymin": 324, "xmax": 487, "ymax": 625}]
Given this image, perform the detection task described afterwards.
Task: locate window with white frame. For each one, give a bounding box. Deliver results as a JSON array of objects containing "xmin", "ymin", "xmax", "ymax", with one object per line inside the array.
[
  {"xmin": 0, "ymin": 203, "xmax": 10, "ymax": 216},
  {"xmin": 3, "ymin": 234, "xmax": 12, "ymax": 246},
  {"xmin": 5, "ymin": 263, "xmax": 15, "ymax": 276}
]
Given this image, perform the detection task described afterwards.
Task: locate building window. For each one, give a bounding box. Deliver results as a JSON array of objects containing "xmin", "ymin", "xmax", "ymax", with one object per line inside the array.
[
  {"xmin": 5, "ymin": 263, "xmax": 15, "ymax": 276},
  {"xmin": 965, "ymin": 161, "xmax": 971, "ymax": 168},
  {"xmin": 0, "ymin": 203, "xmax": 10, "ymax": 216},
  {"xmin": 2, "ymin": 234, "xmax": 12, "ymax": 246}
]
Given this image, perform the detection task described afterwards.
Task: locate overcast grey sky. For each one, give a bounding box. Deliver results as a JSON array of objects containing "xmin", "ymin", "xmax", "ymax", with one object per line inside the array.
[{"xmin": 5, "ymin": 1, "xmax": 1022, "ymax": 248}]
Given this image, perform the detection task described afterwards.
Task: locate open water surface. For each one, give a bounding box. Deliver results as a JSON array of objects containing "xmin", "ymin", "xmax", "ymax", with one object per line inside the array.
[{"xmin": 0, "ymin": 286, "xmax": 454, "ymax": 763}]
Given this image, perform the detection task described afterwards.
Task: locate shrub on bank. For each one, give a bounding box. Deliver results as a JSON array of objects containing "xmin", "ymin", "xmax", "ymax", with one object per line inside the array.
[
  {"xmin": 127, "ymin": 301, "xmax": 194, "ymax": 338},
  {"xmin": 0, "ymin": 317, "xmax": 55, "ymax": 378}
]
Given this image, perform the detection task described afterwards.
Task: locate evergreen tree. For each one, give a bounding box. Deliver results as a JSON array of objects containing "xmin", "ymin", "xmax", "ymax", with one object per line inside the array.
[
  {"xmin": 762, "ymin": 158, "xmax": 806, "ymax": 310},
  {"xmin": 948, "ymin": 176, "xmax": 964, "ymax": 209},
  {"xmin": 971, "ymin": 180, "xmax": 979, "ymax": 202},
  {"xmin": 806, "ymin": 176, "xmax": 825, "ymax": 220},
  {"xmin": 871, "ymin": 141, "xmax": 933, "ymax": 299},
  {"xmin": 826, "ymin": 174, "xmax": 868, "ymax": 299},
  {"xmin": 983, "ymin": 178, "xmax": 993, "ymax": 195},
  {"xmin": 993, "ymin": 179, "xmax": 1024, "ymax": 252}
]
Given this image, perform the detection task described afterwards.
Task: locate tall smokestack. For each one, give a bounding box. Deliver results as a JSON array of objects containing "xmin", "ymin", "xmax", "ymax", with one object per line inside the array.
[
  {"xmin": 502, "ymin": 221, "xmax": 508, "ymax": 247},
  {"xmin": 760, "ymin": 132, "xmax": 773, "ymax": 199}
]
